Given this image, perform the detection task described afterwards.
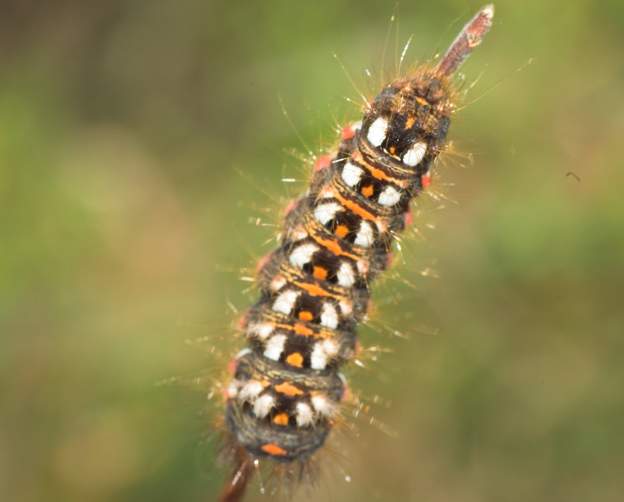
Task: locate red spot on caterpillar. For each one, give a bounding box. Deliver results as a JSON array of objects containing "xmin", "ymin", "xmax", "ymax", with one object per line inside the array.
[
  {"xmin": 283, "ymin": 199, "xmax": 298, "ymax": 216},
  {"xmin": 255, "ymin": 253, "xmax": 271, "ymax": 274},
  {"xmin": 314, "ymin": 154, "xmax": 332, "ymax": 172},
  {"xmin": 341, "ymin": 124, "xmax": 355, "ymax": 140},
  {"xmin": 227, "ymin": 358, "xmax": 238, "ymax": 376},
  {"xmin": 421, "ymin": 174, "xmax": 432, "ymax": 189},
  {"xmin": 367, "ymin": 299, "xmax": 377, "ymax": 319},
  {"xmin": 354, "ymin": 339, "xmax": 362, "ymax": 356},
  {"xmin": 236, "ymin": 313, "xmax": 248, "ymax": 331},
  {"xmin": 404, "ymin": 209, "xmax": 414, "ymax": 227},
  {"xmin": 341, "ymin": 382, "xmax": 353, "ymax": 403}
]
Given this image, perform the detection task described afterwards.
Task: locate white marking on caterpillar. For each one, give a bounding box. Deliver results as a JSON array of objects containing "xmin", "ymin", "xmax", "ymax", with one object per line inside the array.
[
  {"xmin": 235, "ymin": 348, "xmax": 252, "ymax": 359},
  {"xmin": 375, "ymin": 219, "xmax": 387, "ymax": 233},
  {"xmin": 310, "ymin": 343, "xmax": 328, "ymax": 370},
  {"xmin": 289, "ymin": 243, "xmax": 318, "ymax": 268},
  {"xmin": 341, "ymin": 161, "xmax": 364, "ymax": 187},
  {"xmin": 378, "ymin": 185, "xmax": 401, "ymax": 206},
  {"xmin": 226, "ymin": 382, "xmax": 239, "ymax": 399},
  {"xmin": 248, "ymin": 322, "xmax": 274, "ymax": 340},
  {"xmin": 311, "ymin": 394, "xmax": 335, "ymax": 417},
  {"xmin": 402, "ymin": 141, "xmax": 427, "ymax": 166},
  {"xmin": 354, "ymin": 221, "xmax": 374, "ymax": 247},
  {"xmin": 238, "ymin": 380, "xmax": 264, "ymax": 402},
  {"xmin": 291, "ymin": 227, "xmax": 308, "ymax": 241},
  {"xmin": 311, "ymin": 339, "xmax": 339, "ymax": 370},
  {"xmin": 296, "ymin": 402, "xmax": 314, "ymax": 427},
  {"xmin": 356, "ymin": 259, "xmax": 369, "ymax": 275},
  {"xmin": 270, "ymin": 275, "xmax": 287, "ymax": 291},
  {"xmin": 320, "ymin": 302, "xmax": 338, "ymax": 329},
  {"xmin": 319, "ymin": 187, "xmax": 335, "ymax": 199},
  {"xmin": 272, "ymin": 290, "xmax": 300, "ymax": 314},
  {"xmin": 367, "ymin": 117, "xmax": 388, "ymax": 147},
  {"xmin": 337, "ymin": 261, "xmax": 355, "ymax": 287},
  {"xmin": 264, "ymin": 334, "xmax": 287, "ymax": 361},
  {"xmin": 253, "ymin": 394, "xmax": 275, "ymax": 418},
  {"xmin": 314, "ymin": 202, "xmax": 342, "ymax": 225},
  {"xmin": 339, "ymin": 299, "xmax": 353, "ymax": 316},
  {"xmin": 323, "ymin": 339, "xmax": 339, "ymax": 355}
]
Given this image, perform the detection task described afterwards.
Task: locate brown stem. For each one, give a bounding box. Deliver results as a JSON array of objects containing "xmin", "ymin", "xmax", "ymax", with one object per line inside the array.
[
  {"xmin": 218, "ymin": 448, "xmax": 255, "ymax": 502},
  {"xmin": 436, "ymin": 4, "xmax": 494, "ymax": 77}
]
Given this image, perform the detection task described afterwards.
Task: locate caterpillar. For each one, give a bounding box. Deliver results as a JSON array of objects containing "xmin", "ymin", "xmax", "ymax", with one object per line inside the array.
[{"xmin": 218, "ymin": 5, "xmax": 494, "ymax": 501}]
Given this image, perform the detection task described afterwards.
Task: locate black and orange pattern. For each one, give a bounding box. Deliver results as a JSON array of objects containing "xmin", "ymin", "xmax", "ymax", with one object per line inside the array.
[{"xmin": 221, "ymin": 3, "xmax": 494, "ymax": 477}]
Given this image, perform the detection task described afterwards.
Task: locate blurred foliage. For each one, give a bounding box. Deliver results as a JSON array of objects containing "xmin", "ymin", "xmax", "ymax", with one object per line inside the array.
[{"xmin": 1, "ymin": 1, "xmax": 623, "ymax": 501}]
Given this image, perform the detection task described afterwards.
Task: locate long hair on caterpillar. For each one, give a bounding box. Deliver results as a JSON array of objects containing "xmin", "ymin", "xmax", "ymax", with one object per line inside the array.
[{"xmin": 216, "ymin": 5, "xmax": 495, "ymax": 501}]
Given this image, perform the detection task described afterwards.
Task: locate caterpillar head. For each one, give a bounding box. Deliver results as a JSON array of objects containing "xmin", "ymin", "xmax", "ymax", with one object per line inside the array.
[
  {"xmin": 360, "ymin": 4, "xmax": 493, "ymax": 173},
  {"xmin": 361, "ymin": 73, "xmax": 453, "ymax": 173}
]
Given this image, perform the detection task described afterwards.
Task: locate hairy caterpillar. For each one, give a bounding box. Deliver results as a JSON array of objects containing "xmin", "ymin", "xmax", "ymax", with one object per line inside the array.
[{"xmin": 218, "ymin": 6, "xmax": 494, "ymax": 501}]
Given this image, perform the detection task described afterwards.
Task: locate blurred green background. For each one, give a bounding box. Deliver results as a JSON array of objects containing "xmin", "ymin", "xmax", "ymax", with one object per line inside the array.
[{"xmin": 1, "ymin": 1, "xmax": 623, "ymax": 501}]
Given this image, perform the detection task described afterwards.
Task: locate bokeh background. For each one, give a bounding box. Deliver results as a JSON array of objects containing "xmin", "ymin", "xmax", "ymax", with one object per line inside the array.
[{"xmin": 2, "ymin": 1, "xmax": 623, "ymax": 501}]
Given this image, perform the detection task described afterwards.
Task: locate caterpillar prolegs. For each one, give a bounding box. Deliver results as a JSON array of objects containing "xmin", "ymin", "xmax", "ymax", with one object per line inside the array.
[{"xmin": 219, "ymin": 6, "xmax": 494, "ymax": 500}]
